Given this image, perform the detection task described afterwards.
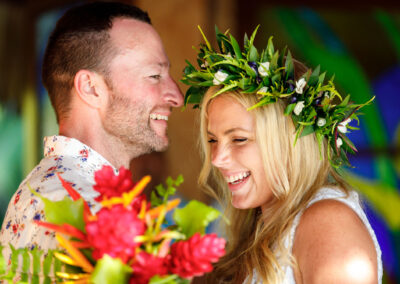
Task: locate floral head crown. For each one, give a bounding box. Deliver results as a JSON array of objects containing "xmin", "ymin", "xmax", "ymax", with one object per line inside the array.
[{"xmin": 181, "ymin": 25, "xmax": 374, "ymax": 168}]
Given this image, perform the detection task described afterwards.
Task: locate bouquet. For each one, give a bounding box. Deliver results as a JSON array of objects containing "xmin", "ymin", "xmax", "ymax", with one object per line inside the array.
[{"xmin": 19, "ymin": 166, "xmax": 225, "ymax": 283}]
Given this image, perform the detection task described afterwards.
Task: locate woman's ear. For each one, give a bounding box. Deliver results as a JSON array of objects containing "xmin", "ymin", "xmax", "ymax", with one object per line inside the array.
[{"xmin": 74, "ymin": 69, "xmax": 108, "ymax": 109}]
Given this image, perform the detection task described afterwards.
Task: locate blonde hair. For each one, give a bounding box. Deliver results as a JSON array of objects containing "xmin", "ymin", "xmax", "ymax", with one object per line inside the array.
[{"xmin": 198, "ymin": 87, "xmax": 349, "ymax": 283}]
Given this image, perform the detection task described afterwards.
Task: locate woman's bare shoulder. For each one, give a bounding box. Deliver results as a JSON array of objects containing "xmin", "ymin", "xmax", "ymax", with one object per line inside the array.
[{"xmin": 292, "ymin": 199, "xmax": 378, "ymax": 284}]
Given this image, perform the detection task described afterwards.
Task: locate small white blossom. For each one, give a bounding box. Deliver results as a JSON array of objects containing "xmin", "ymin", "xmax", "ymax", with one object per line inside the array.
[
  {"xmin": 317, "ymin": 118, "xmax": 326, "ymax": 127},
  {"xmin": 337, "ymin": 118, "xmax": 351, "ymax": 133},
  {"xmin": 258, "ymin": 62, "xmax": 270, "ymax": 77},
  {"xmin": 324, "ymin": 91, "xmax": 330, "ymax": 98},
  {"xmin": 226, "ymin": 52, "xmax": 233, "ymax": 58},
  {"xmin": 213, "ymin": 70, "xmax": 229, "ymax": 85},
  {"xmin": 295, "ymin": 78, "xmax": 307, "ymax": 94},
  {"xmin": 200, "ymin": 61, "xmax": 209, "ymax": 68},
  {"xmin": 336, "ymin": 137, "xmax": 343, "ymax": 148},
  {"xmin": 293, "ymin": 101, "xmax": 305, "ymax": 116},
  {"xmin": 257, "ymin": 86, "xmax": 268, "ymax": 94}
]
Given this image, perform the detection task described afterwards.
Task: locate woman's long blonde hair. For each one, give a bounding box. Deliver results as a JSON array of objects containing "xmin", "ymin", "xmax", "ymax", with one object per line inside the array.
[{"xmin": 198, "ymin": 87, "xmax": 349, "ymax": 283}]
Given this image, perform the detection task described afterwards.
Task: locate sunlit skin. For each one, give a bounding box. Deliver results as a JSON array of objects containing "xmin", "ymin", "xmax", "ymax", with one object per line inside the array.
[
  {"xmin": 207, "ymin": 95, "xmax": 273, "ymax": 209},
  {"xmin": 293, "ymin": 199, "xmax": 378, "ymax": 283}
]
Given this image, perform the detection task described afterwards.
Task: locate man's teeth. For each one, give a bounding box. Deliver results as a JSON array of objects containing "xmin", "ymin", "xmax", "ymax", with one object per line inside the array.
[
  {"xmin": 150, "ymin": 114, "xmax": 168, "ymax": 121},
  {"xmin": 226, "ymin": 172, "xmax": 250, "ymax": 184}
]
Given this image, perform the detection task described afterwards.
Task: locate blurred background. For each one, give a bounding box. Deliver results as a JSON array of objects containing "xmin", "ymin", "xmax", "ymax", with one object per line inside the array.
[{"xmin": 0, "ymin": 0, "xmax": 399, "ymax": 282}]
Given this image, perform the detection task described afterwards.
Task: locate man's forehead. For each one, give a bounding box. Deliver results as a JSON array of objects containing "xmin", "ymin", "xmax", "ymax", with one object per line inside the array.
[{"xmin": 110, "ymin": 17, "xmax": 157, "ymax": 46}]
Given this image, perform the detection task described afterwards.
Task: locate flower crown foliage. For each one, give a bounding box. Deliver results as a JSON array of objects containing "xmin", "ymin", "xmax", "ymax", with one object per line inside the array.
[
  {"xmin": 181, "ymin": 25, "xmax": 374, "ymax": 168},
  {"xmin": 0, "ymin": 166, "xmax": 226, "ymax": 284}
]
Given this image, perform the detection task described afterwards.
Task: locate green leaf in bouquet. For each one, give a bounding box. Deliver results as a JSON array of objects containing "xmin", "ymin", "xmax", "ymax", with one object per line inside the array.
[
  {"xmin": 149, "ymin": 274, "xmax": 191, "ymax": 284},
  {"xmin": 91, "ymin": 255, "xmax": 132, "ymax": 284},
  {"xmin": 30, "ymin": 186, "xmax": 85, "ymax": 232},
  {"xmin": 173, "ymin": 200, "xmax": 221, "ymax": 238},
  {"xmin": 31, "ymin": 247, "xmax": 44, "ymax": 283}
]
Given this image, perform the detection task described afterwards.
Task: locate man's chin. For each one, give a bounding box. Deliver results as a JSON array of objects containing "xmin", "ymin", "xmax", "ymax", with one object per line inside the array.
[{"xmin": 152, "ymin": 137, "xmax": 169, "ymax": 152}]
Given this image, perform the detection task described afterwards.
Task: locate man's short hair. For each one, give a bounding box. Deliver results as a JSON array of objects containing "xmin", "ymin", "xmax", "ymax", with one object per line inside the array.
[{"xmin": 42, "ymin": 2, "xmax": 151, "ymax": 122}]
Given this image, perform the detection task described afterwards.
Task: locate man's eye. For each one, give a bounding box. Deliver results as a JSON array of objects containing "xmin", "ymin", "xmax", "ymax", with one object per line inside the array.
[{"xmin": 150, "ymin": 75, "xmax": 161, "ymax": 80}]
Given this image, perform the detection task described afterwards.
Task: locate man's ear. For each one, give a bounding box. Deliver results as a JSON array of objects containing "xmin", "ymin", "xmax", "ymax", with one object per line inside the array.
[{"xmin": 74, "ymin": 70, "xmax": 108, "ymax": 109}]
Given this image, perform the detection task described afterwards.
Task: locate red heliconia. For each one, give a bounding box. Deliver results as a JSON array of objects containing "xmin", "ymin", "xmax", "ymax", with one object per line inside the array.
[
  {"xmin": 130, "ymin": 252, "xmax": 169, "ymax": 284},
  {"xmin": 93, "ymin": 165, "xmax": 136, "ymax": 201},
  {"xmin": 168, "ymin": 233, "xmax": 226, "ymax": 278},
  {"xmin": 85, "ymin": 204, "xmax": 146, "ymax": 263}
]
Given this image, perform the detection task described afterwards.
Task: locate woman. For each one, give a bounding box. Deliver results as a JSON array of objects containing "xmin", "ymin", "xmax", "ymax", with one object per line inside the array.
[{"xmin": 183, "ymin": 27, "xmax": 381, "ymax": 283}]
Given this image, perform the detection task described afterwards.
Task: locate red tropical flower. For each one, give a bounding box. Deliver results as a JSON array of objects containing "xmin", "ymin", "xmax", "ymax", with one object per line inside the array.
[
  {"xmin": 85, "ymin": 204, "xmax": 146, "ymax": 263},
  {"xmin": 168, "ymin": 233, "xmax": 226, "ymax": 278},
  {"xmin": 93, "ymin": 165, "xmax": 136, "ymax": 201},
  {"xmin": 130, "ymin": 252, "xmax": 168, "ymax": 284}
]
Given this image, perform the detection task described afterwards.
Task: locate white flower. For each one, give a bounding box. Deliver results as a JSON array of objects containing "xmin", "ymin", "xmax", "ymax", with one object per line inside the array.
[
  {"xmin": 337, "ymin": 118, "xmax": 351, "ymax": 133},
  {"xmin": 336, "ymin": 138, "xmax": 343, "ymax": 148},
  {"xmin": 226, "ymin": 52, "xmax": 233, "ymax": 58},
  {"xmin": 200, "ymin": 61, "xmax": 209, "ymax": 68},
  {"xmin": 317, "ymin": 118, "xmax": 326, "ymax": 127},
  {"xmin": 295, "ymin": 78, "xmax": 307, "ymax": 94},
  {"xmin": 257, "ymin": 86, "xmax": 268, "ymax": 94},
  {"xmin": 258, "ymin": 62, "xmax": 270, "ymax": 77},
  {"xmin": 213, "ymin": 70, "xmax": 229, "ymax": 85},
  {"xmin": 293, "ymin": 101, "xmax": 305, "ymax": 116}
]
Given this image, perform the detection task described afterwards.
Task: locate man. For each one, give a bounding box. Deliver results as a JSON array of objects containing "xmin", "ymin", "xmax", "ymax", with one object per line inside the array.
[{"xmin": 0, "ymin": 1, "xmax": 183, "ymax": 273}]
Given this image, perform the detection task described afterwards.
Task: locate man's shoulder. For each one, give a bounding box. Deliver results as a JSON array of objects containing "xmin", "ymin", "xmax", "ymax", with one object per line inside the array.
[{"xmin": 19, "ymin": 155, "xmax": 97, "ymax": 200}]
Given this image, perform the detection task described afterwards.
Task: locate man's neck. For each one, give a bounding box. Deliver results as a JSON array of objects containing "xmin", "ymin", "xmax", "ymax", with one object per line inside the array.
[{"xmin": 59, "ymin": 122, "xmax": 137, "ymax": 169}]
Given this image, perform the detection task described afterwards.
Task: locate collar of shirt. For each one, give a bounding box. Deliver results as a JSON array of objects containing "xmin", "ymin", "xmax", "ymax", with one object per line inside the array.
[{"xmin": 43, "ymin": 135, "xmax": 117, "ymax": 173}]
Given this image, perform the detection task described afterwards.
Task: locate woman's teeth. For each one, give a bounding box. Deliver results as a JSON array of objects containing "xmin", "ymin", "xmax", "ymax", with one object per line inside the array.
[{"xmin": 226, "ymin": 172, "xmax": 250, "ymax": 184}]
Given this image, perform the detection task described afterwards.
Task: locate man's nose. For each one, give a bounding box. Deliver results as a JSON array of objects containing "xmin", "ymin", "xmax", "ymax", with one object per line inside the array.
[{"xmin": 164, "ymin": 76, "xmax": 183, "ymax": 107}]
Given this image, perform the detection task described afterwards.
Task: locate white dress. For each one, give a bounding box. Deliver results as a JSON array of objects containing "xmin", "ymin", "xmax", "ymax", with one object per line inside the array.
[{"xmin": 248, "ymin": 187, "xmax": 383, "ymax": 284}]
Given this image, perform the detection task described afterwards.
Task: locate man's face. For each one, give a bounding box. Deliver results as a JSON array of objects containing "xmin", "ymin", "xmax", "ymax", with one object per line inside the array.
[{"xmin": 101, "ymin": 18, "xmax": 183, "ymax": 155}]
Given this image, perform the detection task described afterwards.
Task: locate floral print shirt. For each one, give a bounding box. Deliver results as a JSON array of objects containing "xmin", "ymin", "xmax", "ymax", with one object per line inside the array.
[{"xmin": 0, "ymin": 135, "xmax": 115, "ymax": 274}]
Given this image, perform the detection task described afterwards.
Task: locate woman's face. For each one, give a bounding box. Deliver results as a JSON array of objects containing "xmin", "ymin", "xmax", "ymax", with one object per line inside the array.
[{"xmin": 207, "ymin": 95, "xmax": 273, "ymax": 209}]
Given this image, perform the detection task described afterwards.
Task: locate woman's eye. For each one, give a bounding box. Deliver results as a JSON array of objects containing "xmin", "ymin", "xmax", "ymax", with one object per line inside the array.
[
  {"xmin": 207, "ymin": 138, "xmax": 217, "ymax": 143},
  {"xmin": 233, "ymin": 138, "xmax": 247, "ymax": 143}
]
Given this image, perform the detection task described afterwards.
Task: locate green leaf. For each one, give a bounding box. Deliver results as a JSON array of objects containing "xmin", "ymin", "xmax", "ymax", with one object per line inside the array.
[
  {"xmin": 173, "ymin": 200, "xmax": 221, "ymax": 238},
  {"xmin": 308, "ymin": 65, "xmax": 320, "ymax": 86},
  {"xmin": 215, "ymin": 25, "xmax": 223, "ymax": 53},
  {"xmin": 248, "ymin": 45, "xmax": 259, "ymax": 62},
  {"xmin": 149, "ymin": 274, "xmax": 189, "ymax": 284},
  {"xmin": 284, "ymin": 103, "xmax": 296, "ymax": 115},
  {"xmin": 212, "ymin": 82, "xmax": 239, "ymax": 97},
  {"xmin": 229, "ymin": 34, "xmax": 243, "ymax": 59},
  {"xmin": 266, "ymin": 36, "xmax": 275, "ymax": 60},
  {"xmin": 300, "ymin": 125, "xmax": 315, "ymax": 137},
  {"xmin": 30, "ymin": 187, "xmax": 85, "ymax": 232},
  {"xmin": 197, "ymin": 25, "xmax": 212, "ymax": 51},
  {"xmin": 243, "ymin": 33, "xmax": 249, "ymax": 47},
  {"xmin": 21, "ymin": 248, "xmax": 30, "ymax": 281},
  {"xmin": 338, "ymin": 94, "xmax": 350, "ymax": 108},
  {"xmin": 285, "ymin": 50, "xmax": 294, "ymax": 80},
  {"xmin": 248, "ymin": 25, "xmax": 260, "ymax": 49},
  {"xmin": 91, "ymin": 255, "xmax": 132, "ymax": 284},
  {"xmin": 318, "ymin": 72, "xmax": 326, "ymax": 85}
]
